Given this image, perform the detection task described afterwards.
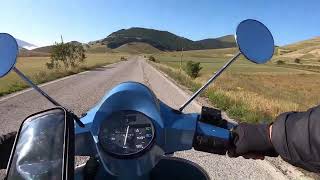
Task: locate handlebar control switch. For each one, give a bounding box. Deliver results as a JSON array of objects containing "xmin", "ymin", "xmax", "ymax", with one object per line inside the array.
[{"xmin": 200, "ymin": 106, "xmax": 228, "ymax": 129}]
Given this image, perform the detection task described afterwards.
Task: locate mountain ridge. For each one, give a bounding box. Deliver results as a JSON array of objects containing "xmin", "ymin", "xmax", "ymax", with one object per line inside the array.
[{"xmin": 92, "ymin": 27, "xmax": 237, "ymax": 51}]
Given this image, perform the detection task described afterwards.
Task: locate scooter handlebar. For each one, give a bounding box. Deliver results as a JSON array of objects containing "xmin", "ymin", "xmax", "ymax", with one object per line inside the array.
[{"xmin": 193, "ymin": 121, "xmax": 232, "ymax": 155}]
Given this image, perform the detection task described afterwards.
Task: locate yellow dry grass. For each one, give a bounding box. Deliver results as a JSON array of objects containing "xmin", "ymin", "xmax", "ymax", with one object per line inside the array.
[
  {"xmin": 152, "ymin": 47, "xmax": 320, "ymax": 122},
  {"xmin": 0, "ymin": 53, "xmax": 125, "ymax": 96}
]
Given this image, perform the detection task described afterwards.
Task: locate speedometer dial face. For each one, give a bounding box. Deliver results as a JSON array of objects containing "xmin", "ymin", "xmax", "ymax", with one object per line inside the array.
[{"xmin": 98, "ymin": 110, "xmax": 155, "ymax": 157}]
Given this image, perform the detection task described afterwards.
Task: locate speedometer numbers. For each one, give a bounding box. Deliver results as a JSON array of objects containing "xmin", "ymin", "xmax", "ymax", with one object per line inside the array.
[{"xmin": 99, "ymin": 111, "xmax": 154, "ymax": 157}]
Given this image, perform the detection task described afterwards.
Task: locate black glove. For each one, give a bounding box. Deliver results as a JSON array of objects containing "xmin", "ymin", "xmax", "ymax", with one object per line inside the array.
[
  {"xmin": 228, "ymin": 123, "xmax": 278, "ymax": 157},
  {"xmin": 0, "ymin": 131, "xmax": 17, "ymax": 169}
]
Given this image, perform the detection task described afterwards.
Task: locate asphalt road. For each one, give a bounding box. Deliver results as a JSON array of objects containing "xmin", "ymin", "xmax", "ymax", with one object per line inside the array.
[{"xmin": 0, "ymin": 57, "xmax": 289, "ymax": 179}]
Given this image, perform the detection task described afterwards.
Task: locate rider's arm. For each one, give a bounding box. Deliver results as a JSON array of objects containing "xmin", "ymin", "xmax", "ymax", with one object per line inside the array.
[
  {"xmin": 0, "ymin": 132, "xmax": 16, "ymax": 169},
  {"xmin": 229, "ymin": 105, "xmax": 320, "ymax": 172},
  {"xmin": 271, "ymin": 105, "xmax": 320, "ymax": 172}
]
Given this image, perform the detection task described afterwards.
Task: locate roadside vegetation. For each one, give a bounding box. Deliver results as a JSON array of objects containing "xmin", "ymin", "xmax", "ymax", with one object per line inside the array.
[
  {"xmin": 150, "ymin": 48, "xmax": 320, "ymax": 123},
  {"xmin": 0, "ymin": 53, "xmax": 125, "ymax": 97},
  {"xmin": 148, "ymin": 55, "xmax": 159, "ymax": 63},
  {"xmin": 184, "ymin": 61, "xmax": 202, "ymax": 78},
  {"xmin": 46, "ymin": 41, "xmax": 86, "ymax": 70}
]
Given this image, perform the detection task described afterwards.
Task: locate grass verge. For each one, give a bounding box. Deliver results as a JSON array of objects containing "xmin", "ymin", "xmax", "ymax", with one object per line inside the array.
[
  {"xmin": 154, "ymin": 63, "xmax": 273, "ymax": 123},
  {"xmin": 0, "ymin": 53, "xmax": 125, "ymax": 97}
]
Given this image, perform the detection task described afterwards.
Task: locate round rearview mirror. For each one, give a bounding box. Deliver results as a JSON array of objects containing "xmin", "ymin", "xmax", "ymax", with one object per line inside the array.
[
  {"xmin": 0, "ymin": 33, "xmax": 18, "ymax": 77},
  {"xmin": 236, "ymin": 19, "xmax": 274, "ymax": 64}
]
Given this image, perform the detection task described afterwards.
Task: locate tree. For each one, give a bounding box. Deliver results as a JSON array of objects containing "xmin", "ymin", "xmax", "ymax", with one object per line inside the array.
[
  {"xmin": 46, "ymin": 41, "xmax": 86, "ymax": 70},
  {"xmin": 184, "ymin": 61, "xmax": 202, "ymax": 78}
]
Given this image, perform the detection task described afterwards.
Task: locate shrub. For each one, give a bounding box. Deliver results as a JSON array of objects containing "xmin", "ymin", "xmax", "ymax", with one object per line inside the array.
[
  {"xmin": 184, "ymin": 61, "xmax": 202, "ymax": 78},
  {"xmin": 276, "ymin": 60, "xmax": 285, "ymax": 65},
  {"xmin": 46, "ymin": 41, "xmax": 86, "ymax": 70},
  {"xmin": 294, "ymin": 58, "xmax": 301, "ymax": 64},
  {"xmin": 120, "ymin": 56, "xmax": 127, "ymax": 61},
  {"xmin": 148, "ymin": 56, "xmax": 156, "ymax": 62}
]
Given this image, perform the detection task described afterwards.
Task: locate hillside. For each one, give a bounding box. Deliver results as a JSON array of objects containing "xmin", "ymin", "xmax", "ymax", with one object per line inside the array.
[
  {"xmin": 32, "ymin": 45, "xmax": 53, "ymax": 53},
  {"xmin": 114, "ymin": 42, "xmax": 161, "ymax": 54},
  {"xmin": 275, "ymin": 37, "xmax": 320, "ymax": 64},
  {"xmin": 195, "ymin": 35, "xmax": 236, "ymax": 49},
  {"xmin": 216, "ymin": 35, "xmax": 236, "ymax": 44},
  {"xmin": 282, "ymin": 37, "xmax": 320, "ymax": 52},
  {"xmin": 86, "ymin": 43, "xmax": 113, "ymax": 53},
  {"xmin": 30, "ymin": 41, "xmax": 84, "ymax": 54},
  {"xmin": 16, "ymin": 39, "xmax": 38, "ymax": 50},
  {"xmin": 95, "ymin": 27, "xmax": 236, "ymax": 51},
  {"xmin": 19, "ymin": 48, "xmax": 50, "ymax": 57}
]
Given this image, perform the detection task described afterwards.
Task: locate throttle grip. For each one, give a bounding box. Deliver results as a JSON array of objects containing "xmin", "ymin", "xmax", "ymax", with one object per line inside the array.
[
  {"xmin": 193, "ymin": 135, "xmax": 230, "ymax": 155},
  {"xmin": 193, "ymin": 121, "xmax": 232, "ymax": 155}
]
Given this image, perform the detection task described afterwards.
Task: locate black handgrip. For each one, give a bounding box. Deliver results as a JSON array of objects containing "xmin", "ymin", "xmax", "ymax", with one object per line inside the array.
[{"xmin": 193, "ymin": 135, "xmax": 230, "ymax": 155}]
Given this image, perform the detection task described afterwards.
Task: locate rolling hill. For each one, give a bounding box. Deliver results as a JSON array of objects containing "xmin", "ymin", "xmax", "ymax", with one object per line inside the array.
[
  {"xmin": 19, "ymin": 48, "xmax": 50, "ymax": 57},
  {"xmin": 275, "ymin": 37, "xmax": 320, "ymax": 64},
  {"xmin": 114, "ymin": 42, "xmax": 161, "ymax": 54},
  {"xmin": 196, "ymin": 35, "xmax": 236, "ymax": 49},
  {"xmin": 21, "ymin": 26, "xmax": 318, "ymax": 62},
  {"xmin": 85, "ymin": 43, "xmax": 113, "ymax": 54},
  {"xmin": 19, "ymin": 41, "xmax": 84, "ymax": 57},
  {"xmin": 16, "ymin": 39, "xmax": 38, "ymax": 50},
  {"xmin": 93, "ymin": 27, "xmax": 236, "ymax": 51},
  {"xmin": 29, "ymin": 41, "xmax": 84, "ymax": 54},
  {"xmin": 32, "ymin": 45, "xmax": 53, "ymax": 54}
]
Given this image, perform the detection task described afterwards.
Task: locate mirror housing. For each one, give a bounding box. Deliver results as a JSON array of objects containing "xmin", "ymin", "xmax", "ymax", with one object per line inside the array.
[
  {"xmin": 5, "ymin": 107, "xmax": 74, "ymax": 180},
  {"xmin": 236, "ymin": 19, "xmax": 275, "ymax": 64},
  {"xmin": 0, "ymin": 33, "xmax": 18, "ymax": 78}
]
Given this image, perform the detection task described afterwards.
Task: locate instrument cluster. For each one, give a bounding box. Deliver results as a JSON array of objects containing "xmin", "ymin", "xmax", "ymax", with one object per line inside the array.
[{"xmin": 98, "ymin": 110, "xmax": 154, "ymax": 157}]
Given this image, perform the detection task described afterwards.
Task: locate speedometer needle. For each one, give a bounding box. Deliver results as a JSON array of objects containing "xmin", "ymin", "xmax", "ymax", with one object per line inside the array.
[{"xmin": 123, "ymin": 125, "xmax": 129, "ymax": 146}]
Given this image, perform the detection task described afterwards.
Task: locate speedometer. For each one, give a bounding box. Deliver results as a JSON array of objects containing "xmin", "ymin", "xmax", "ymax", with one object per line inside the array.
[{"xmin": 98, "ymin": 110, "xmax": 155, "ymax": 157}]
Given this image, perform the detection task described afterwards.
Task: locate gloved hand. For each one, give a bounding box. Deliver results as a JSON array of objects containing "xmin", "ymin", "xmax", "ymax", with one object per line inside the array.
[
  {"xmin": 228, "ymin": 123, "xmax": 278, "ymax": 158},
  {"xmin": 0, "ymin": 131, "xmax": 17, "ymax": 169}
]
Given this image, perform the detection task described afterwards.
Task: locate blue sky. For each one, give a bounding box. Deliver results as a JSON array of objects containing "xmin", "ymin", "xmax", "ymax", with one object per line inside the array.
[{"xmin": 1, "ymin": 0, "xmax": 319, "ymax": 47}]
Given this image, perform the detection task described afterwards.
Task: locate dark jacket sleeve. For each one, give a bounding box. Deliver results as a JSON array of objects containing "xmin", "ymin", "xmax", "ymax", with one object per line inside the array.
[
  {"xmin": 0, "ymin": 132, "xmax": 16, "ymax": 169},
  {"xmin": 271, "ymin": 105, "xmax": 320, "ymax": 172}
]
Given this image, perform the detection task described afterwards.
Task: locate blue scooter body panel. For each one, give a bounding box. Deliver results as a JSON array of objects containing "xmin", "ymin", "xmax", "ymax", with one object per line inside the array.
[{"xmin": 75, "ymin": 82, "xmax": 201, "ymax": 176}]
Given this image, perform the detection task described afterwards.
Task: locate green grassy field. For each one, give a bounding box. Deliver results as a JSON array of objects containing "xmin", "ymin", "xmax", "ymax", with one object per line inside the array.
[
  {"xmin": 151, "ymin": 49, "xmax": 320, "ymax": 123},
  {"xmin": 0, "ymin": 53, "xmax": 125, "ymax": 96}
]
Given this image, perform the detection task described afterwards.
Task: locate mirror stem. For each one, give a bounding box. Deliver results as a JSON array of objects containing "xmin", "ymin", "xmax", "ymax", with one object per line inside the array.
[
  {"xmin": 13, "ymin": 67, "xmax": 61, "ymax": 106},
  {"xmin": 179, "ymin": 52, "xmax": 241, "ymax": 112}
]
